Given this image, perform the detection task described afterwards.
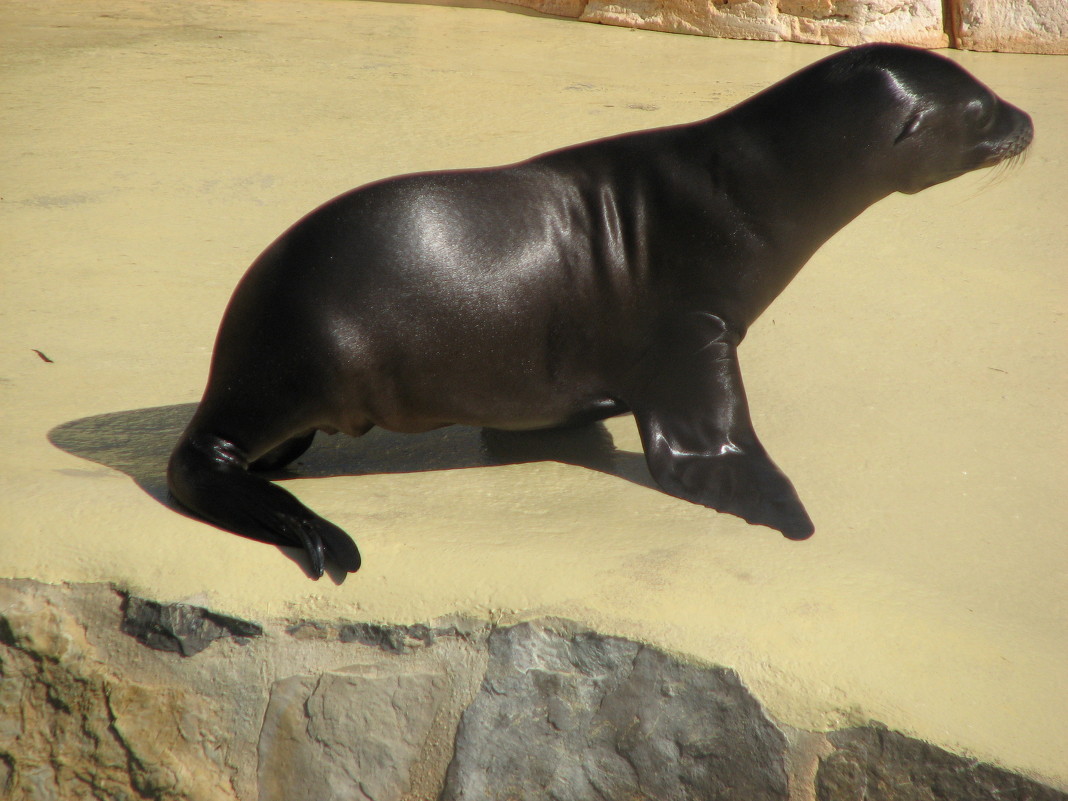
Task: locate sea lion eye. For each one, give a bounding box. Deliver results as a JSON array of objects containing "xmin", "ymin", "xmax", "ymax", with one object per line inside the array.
[
  {"xmin": 968, "ymin": 97, "xmax": 997, "ymax": 131},
  {"xmin": 894, "ymin": 113, "xmax": 924, "ymax": 145},
  {"xmin": 978, "ymin": 105, "xmax": 997, "ymax": 132}
]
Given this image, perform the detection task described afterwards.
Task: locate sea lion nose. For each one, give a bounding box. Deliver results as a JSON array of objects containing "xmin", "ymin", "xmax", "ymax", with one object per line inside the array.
[
  {"xmin": 1015, "ymin": 111, "xmax": 1035, "ymax": 153},
  {"xmin": 1001, "ymin": 103, "xmax": 1035, "ymax": 156}
]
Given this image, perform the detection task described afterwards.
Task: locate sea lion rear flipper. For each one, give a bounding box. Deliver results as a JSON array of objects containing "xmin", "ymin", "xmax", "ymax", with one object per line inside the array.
[
  {"xmin": 630, "ymin": 312, "xmax": 814, "ymax": 540},
  {"xmin": 167, "ymin": 432, "xmax": 361, "ymax": 578}
]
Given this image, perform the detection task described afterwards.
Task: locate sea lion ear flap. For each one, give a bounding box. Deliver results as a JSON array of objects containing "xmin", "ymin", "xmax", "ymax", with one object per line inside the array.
[{"xmin": 894, "ymin": 111, "xmax": 926, "ymax": 145}]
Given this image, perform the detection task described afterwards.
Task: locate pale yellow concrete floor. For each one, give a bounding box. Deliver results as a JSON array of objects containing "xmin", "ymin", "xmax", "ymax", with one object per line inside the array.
[{"xmin": 1, "ymin": 0, "xmax": 1066, "ymax": 788}]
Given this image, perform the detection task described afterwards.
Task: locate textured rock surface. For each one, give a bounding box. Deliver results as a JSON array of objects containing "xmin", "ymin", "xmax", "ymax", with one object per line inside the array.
[
  {"xmin": 957, "ymin": 0, "xmax": 1068, "ymax": 54},
  {"xmin": 817, "ymin": 726, "xmax": 1068, "ymax": 801},
  {"xmin": 503, "ymin": 0, "xmax": 1068, "ymax": 52},
  {"xmin": 258, "ymin": 666, "xmax": 452, "ymax": 801},
  {"xmin": 120, "ymin": 594, "xmax": 263, "ymax": 656},
  {"xmin": 335, "ymin": 620, "xmax": 478, "ymax": 654},
  {"xmin": 1, "ymin": 580, "xmax": 1065, "ymax": 800},
  {"xmin": 505, "ymin": 0, "xmax": 948, "ymax": 47},
  {"xmin": 0, "ymin": 582, "xmax": 239, "ymax": 800},
  {"xmin": 442, "ymin": 621, "xmax": 790, "ymax": 800}
]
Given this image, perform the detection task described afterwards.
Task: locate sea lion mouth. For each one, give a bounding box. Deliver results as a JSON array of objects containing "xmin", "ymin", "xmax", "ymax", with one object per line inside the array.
[{"xmin": 983, "ymin": 131, "xmax": 1034, "ymax": 167}]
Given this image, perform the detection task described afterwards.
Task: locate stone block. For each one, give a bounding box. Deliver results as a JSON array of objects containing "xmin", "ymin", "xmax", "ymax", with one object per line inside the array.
[
  {"xmin": 957, "ymin": 0, "xmax": 1068, "ymax": 54},
  {"xmin": 503, "ymin": 0, "xmax": 1068, "ymax": 53},
  {"xmin": 440, "ymin": 621, "xmax": 790, "ymax": 800},
  {"xmin": 258, "ymin": 665, "xmax": 452, "ymax": 801},
  {"xmin": 503, "ymin": 0, "xmax": 948, "ymax": 47}
]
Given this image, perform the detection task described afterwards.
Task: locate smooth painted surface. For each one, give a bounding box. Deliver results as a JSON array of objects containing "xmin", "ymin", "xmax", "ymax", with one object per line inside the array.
[{"xmin": 1, "ymin": 0, "xmax": 1065, "ymax": 788}]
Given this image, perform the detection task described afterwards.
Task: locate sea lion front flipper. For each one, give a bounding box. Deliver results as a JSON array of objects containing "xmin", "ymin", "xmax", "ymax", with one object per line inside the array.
[
  {"xmin": 167, "ymin": 432, "xmax": 361, "ymax": 578},
  {"xmin": 630, "ymin": 312, "xmax": 814, "ymax": 541}
]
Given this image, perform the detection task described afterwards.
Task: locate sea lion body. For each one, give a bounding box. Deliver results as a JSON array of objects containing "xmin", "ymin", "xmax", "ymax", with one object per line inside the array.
[{"xmin": 168, "ymin": 44, "xmax": 1033, "ymax": 577}]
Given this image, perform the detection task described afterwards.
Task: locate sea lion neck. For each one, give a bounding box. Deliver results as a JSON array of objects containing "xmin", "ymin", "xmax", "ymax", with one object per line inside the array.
[{"xmin": 696, "ymin": 101, "xmax": 894, "ymax": 250}]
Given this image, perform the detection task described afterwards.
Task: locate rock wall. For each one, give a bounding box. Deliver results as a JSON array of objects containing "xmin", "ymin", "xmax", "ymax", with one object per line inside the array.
[
  {"xmin": 498, "ymin": 0, "xmax": 1068, "ymax": 54},
  {"xmin": 1, "ymin": 579, "xmax": 1065, "ymax": 801},
  {"xmin": 957, "ymin": 0, "xmax": 1068, "ymax": 53}
]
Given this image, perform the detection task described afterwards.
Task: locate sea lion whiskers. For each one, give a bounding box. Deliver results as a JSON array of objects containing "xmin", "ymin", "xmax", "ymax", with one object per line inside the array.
[{"xmin": 976, "ymin": 149, "xmax": 1031, "ymax": 192}]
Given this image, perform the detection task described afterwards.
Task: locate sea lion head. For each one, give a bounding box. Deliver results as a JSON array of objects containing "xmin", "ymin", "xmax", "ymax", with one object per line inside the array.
[{"xmin": 833, "ymin": 44, "xmax": 1034, "ymax": 194}]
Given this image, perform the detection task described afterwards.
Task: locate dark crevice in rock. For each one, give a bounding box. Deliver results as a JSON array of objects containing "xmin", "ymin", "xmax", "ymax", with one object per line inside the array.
[
  {"xmin": 332, "ymin": 620, "xmax": 479, "ymax": 653},
  {"xmin": 0, "ymin": 752, "xmax": 14, "ymax": 796},
  {"xmin": 337, "ymin": 621, "xmax": 436, "ymax": 652},
  {"xmin": 0, "ymin": 615, "xmax": 44, "ymax": 664},
  {"xmin": 119, "ymin": 593, "xmax": 262, "ymax": 657},
  {"xmin": 101, "ymin": 693, "xmax": 148, "ymax": 801}
]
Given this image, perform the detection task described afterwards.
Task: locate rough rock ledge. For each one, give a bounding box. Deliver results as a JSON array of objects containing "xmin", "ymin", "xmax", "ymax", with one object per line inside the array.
[{"xmin": 1, "ymin": 579, "xmax": 1064, "ymax": 801}]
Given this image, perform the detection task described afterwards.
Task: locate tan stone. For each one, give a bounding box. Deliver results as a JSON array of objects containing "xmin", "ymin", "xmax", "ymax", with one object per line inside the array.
[
  {"xmin": 504, "ymin": 0, "xmax": 1068, "ymax": 52},
  {"xmin": 957, "ymin": 0, "xmax": 1068, "ymax": 54},
  {"xmin": 0, "ymin": 587, "xmax": 238, "ymax": 801},
  {"xmin": 502, "ymin": 0, "xmax": 948, "ymax": 47},
  {"xmin": 109, "ymin": 683, "xmax": 238, "ymax": 801},
  {"xmin": 259, "ymin": 666, "xmax": 452, "ymax": 801}
]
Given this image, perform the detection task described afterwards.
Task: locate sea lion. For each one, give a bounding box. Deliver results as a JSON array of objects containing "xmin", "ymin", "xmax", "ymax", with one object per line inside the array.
[{"xmin": 168, "ymin": 43, "xmax": 1033, "ymax": 579}]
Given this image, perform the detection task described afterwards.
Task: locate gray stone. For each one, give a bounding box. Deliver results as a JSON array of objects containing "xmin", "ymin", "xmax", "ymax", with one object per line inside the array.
[
  {"xmin": 120, "ymin": 594, "xmax": 263, "ymax": 656},
  {"xmin": 817, "ymin": 725, "xmax": 1068, "ymax": 801},
  {"xmin": 441, "ymin": 621, "xmax": 790, "ymax": 801}
]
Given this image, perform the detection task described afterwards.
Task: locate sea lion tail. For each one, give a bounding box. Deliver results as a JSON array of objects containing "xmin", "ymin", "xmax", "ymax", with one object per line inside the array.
[{"xmin": 166, "ymin": 432, "xmax": 361, "ymax": 578}]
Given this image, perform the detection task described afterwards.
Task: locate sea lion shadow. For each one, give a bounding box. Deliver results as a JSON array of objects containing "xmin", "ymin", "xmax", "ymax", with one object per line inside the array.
[{"xmin": 47, "ymin": 403, "xmax": 655, "ymax": 575}]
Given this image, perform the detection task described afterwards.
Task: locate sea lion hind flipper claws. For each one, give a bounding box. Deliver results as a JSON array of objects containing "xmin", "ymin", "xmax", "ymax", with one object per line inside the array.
[
  {"xmin": 167, "ymin": 432, "xmax": 361, "ymax": 577},
  {"xmin": 249, "ymin": 510, "xmax": 361, "ymax": 579},
  {"xmin": 314, "ymin": 521, "xmax": 363, "ymax": 574}
]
